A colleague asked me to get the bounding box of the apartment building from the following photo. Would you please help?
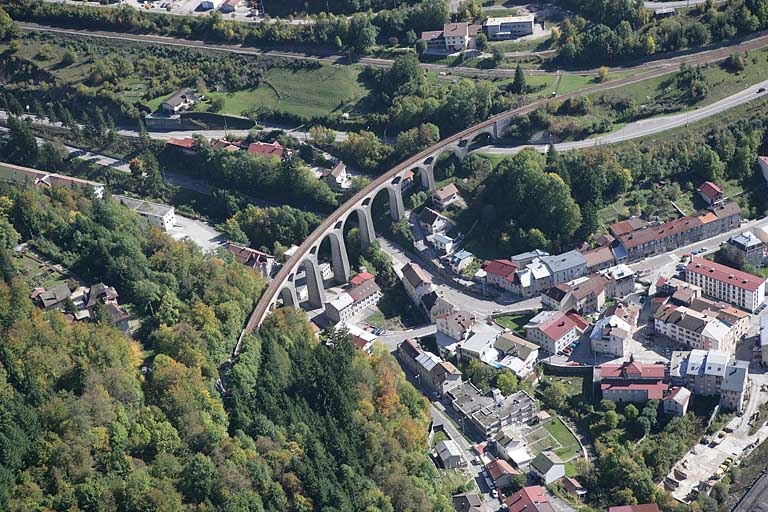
[524,311,585,355]
[686,257,766,312]
[483,15,535,39]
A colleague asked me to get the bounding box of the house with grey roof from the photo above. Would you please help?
[723,231,766,266]
[720,359,749,412]
[530,450,565,484]
[436,439,463,468]
[540,250,588,285]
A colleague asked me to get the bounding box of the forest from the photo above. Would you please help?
[0,183,450,511]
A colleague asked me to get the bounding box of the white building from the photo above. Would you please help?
[720,359,749,412]
[436,440,463,469]
[483,15,535,39]
[663,386,692,417]
[494,332,539,378]
[686,256,766,312]
[524,311,583,355]
[430,233,455,255]
[443,23,470,51]
[590,315,633,357]
[325,276,382,324]
[116,195,176,232]
[530,451,565,485]
[401,262,433,305]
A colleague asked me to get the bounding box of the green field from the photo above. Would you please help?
[212,66,367,118]
[543,418,581,462]
[494,313,534,334]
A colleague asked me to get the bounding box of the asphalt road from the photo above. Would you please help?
[479,78,768,155]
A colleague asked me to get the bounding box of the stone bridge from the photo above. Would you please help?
[242,111,519,336]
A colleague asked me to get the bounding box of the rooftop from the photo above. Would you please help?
[443,22,469,36]
[608,505,660,512]
[609,217,648,237]
[246,141,285,158]
[433,183,459,201]
[116,195,174,219]
[541,250,587,274]
[729,231,764,250]
[687,257,765,292]
[484,14,536,24]
[664,386,692,406]
[506,486,554,512]
[619,216,703,250]
[483,259,518,280]
[350,271,375,286]
[531,450,564,474]
[721,359,749,392]
[401,262,431,289]
[528,311,579,341]
[487,458,520,481]
[436,439,462,461]
[697,181,724,201]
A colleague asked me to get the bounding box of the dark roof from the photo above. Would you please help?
[609,217,647,237]
[104,302,131,324]
[452,492,483,512]
[162,87,194,108]
[399,339,422,359]
[421,291,453,314]
[542,284,570,302]
[38,283,72,308]
[86,282,118,308]
[608,505,661,512]
[402,263,431,289]
[347,279,381,302]
[419,207,446,226]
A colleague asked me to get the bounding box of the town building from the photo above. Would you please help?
[720,359,749,412]
[209,137,240,152]
[510,249,550,266]
[697,181,724,205]
[246,141,286,159]
[225,243,275,279]
[524,311,584,355]
[486,458,521,488]
[166,137,198,155]
[420,291,454,323]
[493,428,530,465]
[761,315,768,365]
[0,161,106,199]
[32,282,132,333]
[430,232,455,255]
[448,383,537,437]
[581,245,616,272]
[341,323,377,353]
[541,250,588,285]
[436,310,476,345]
[418,207,455,234]
[322,162,349,190]
[685,256,766,312]
[654,302,740,355]
[160,87,195,115]
[608,506,660,512]
[401,262,433,305]
[436,439,463,469]
[599,360,668,403]
[663,386,692,417]
[494,332,539,377]
[562,477,587,499]
[397,339,463,395]
[590,314,633,357]
[33,283,73,310]
[421,22,481,51]
[452,492,483,512]
[530,451,565,484]
[505,486,555,512]
[483,15,535,39]
[116,195,176,232]
[450,249,474,273]
[483,259,518,292]
[324,275,382,324]
[614,203,741,261]
[723,231,766,266]
[432,183,461,210]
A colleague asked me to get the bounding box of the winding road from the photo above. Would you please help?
[480,78,768,155]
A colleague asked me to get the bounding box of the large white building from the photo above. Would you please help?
[116,195,176,232]
[590,315,633,357]
[524,311,585,355]
[483,15,535,39]
[686,257,766,312]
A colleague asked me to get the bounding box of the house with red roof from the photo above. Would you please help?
[697,181,724,205]
[505,486,555,512]
[486,458,520,489]
[599,359,669,403]
[246,141,286,159]
[350,271,375,286]
[524,310,586,355]
[608,505,660,512]
[483,259,518,292]
[166,137,197,155]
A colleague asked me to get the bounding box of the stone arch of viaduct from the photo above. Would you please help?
[243,104,526,336]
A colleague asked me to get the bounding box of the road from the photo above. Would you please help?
[479,78,768,155]
[379,237,543,317]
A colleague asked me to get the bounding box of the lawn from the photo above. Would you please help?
[204,65,368,118]
[432,430,450,447]
[543,418,581,462]
[494,312,534,334]
[14,250,71,290]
